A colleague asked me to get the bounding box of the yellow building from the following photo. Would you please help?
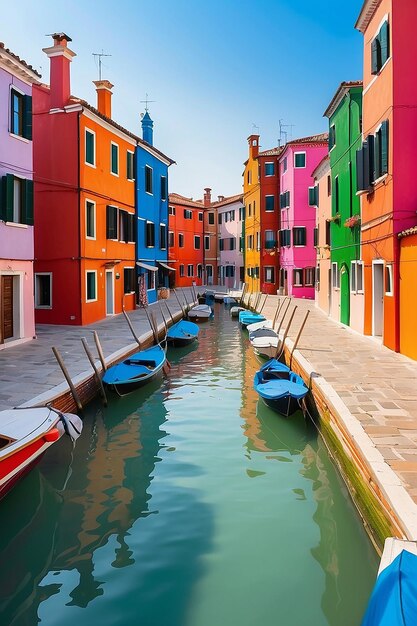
[243,135,261,293]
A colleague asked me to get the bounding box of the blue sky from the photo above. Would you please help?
[2,0,364,199]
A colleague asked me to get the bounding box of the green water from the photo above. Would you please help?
[0,305,378,625]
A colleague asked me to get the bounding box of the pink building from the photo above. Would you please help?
[215,193,244,288]
[0,43,39,348]
[278,134,328,299]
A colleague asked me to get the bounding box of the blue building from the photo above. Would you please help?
[136,111,175,304]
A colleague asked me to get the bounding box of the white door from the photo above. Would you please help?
[372,262,384,336]
[106,270,114,315]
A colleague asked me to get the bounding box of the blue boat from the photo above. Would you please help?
[362,549,417,626]
[102,344,166,396]
[167,319,199,347]
[238,310,266,328]
[254,359,308,416]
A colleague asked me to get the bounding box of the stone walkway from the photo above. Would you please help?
[261,295,417,512]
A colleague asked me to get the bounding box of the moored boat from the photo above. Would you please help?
[238,310,266,328]
[254,359,308,416]
[0,407,82,500]
[188,304,213,321]
[230,306,246,318]
[102,344,166,395]
[167,319,199,347]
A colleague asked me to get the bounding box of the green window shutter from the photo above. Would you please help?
[23,95,33,140]
[374,130,381,179]
[371,39,379,74]
[23,179,34,225]
[315,186,319,207]
[106,205,118,239]
[308,187,315,206]
[86,131,95,165]
[1,174,15,222]
[381,120,389,175]
[380,21,390,66]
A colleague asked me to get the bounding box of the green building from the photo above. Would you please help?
[324,81,363,326]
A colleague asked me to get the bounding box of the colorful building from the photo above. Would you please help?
[278,134,328,299]
[258,147,283,294]
[324,81,363,330]
[243,135,261,292]
[312,155,331,315]
[135,111,175,304]
[215,193,244,289]
[355,1,417,351]
[168,193,204,287]
[0,43,39,348]
[202,188,218,285]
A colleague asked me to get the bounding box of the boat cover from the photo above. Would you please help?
[260,359,290,374]
[167,320,199,339]
[361,550,417,626]
[250,328,278,341]
[247,319,273,332]
[103,345,165,384]
[239,312,266,324]
[255,378,308,401]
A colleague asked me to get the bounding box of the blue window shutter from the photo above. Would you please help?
[23,95,32,140]
[381,120,389,175]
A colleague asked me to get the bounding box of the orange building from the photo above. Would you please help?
[168,193,204,287]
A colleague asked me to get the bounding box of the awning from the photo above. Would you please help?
[136,262,158,272]
[158,261,177,272]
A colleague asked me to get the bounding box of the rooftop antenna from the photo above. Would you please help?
[140,93,156,112]
[92,50,112,81]
[252,123,260,135]
[278,119,295,146]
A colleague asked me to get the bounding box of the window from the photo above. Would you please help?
[247,234,253,249]
[208,212,214,225]
[325,220,331,246]
[11,89,23,136]
[385,264,393,295]
[294,152,306,168]
[219,238,224,251]
[145,221,155,247]
[86,200,95,239]
[184,209,192,219]
[85,129,95,166]
[332,262,340,289]
[316,264,320,289]
[124,268,135,294]
[264,230,276,249]
[160,224,167,249]
[239,236,244,251]
[119,210,128,243]
[279,191,290,208]
[194,235,201,249]
[0,174,33,225]
[198,212,203,221]
[308,186,319,207]
[187,264,194,277]
[12,177,23,223]
[253,201,256,215]
[86,271,97,302]
[106,205,118,239]
[265,195,275,211]
[169,205,176,216]
[334,176,339,215]
[279,229,291,247]
[35,273,52,308]
[218,213,222,224]
[225,265,235,278]
[239,206,245,221]
[293,227,306,246]
[282,157,288,173]
[248,204,252,217]
[179,233,184,248]
[327,175,331,196]
[205,235,210,250]
[351,261,364,293]
[374,121,389,180]
[293,269,303,286]
[304,267,315,286]
[229,237,236,251]
[126,151,134,180]
[264,266,275,283]
[197,264,203,279]
[127,214,135,243]
[179,265,184,277]
[314,227,318,247]
[160,176,167,201]
[247,170,252,184]
[168,231,174,247]
[265,162,275,176]
[329,125,336,150]
[147,270,155,291]
[256,231,260,250]
[111,142,119,175]
[145,165,153,194]
[371,20,390,75]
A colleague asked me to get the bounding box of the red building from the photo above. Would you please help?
[202,188,218,285]
[258,147,283,294]
[168,193,204,287]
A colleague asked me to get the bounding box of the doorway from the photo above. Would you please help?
[340,264,350,326]
[1,276,14,342]
[372,261,384,336]
[105,270,114,315]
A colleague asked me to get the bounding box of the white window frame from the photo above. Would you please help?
[85,128,96,168]
[187,264,194,277]
[127,150,134,181]
[282,156,288,173]
[179,264,184,277]
[304,267,315,287]
[194,235,201,250]
[265,195,275,212]
[85,199,96,240]
[293,226,306,247]
[110,141,119,176]
[197,264,203,279]
[147,270,156,291]
[145,165,153,195]
[293,268,303,287]
[385,263,394,296]
[168,230,174,247]
[350,261,364,294]
[294,151,306,169]
[204,235,210,250]
[332,262,340,290]
[123,266,136,295]
[256,231,260,251]
[264,266,275,283]
[86,270,98,302]
[34,272,52,309]
[265,161,275,177]
[178,232,184,248]
[169,205,176,216]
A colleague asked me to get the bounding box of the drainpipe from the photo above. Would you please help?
[394,232,400,353]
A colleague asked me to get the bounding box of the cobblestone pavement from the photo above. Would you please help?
[261,295,417,506]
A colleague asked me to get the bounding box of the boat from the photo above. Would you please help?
[203,290,215,305]
[254,359,308,416]
[214,292,226,302]
[102,344,166,395]
[252,334,281,359]
[361,538,417,626]
[238,310,266,328]
[167,319,199,347]
[230,306,246,318]
[249,326,278,341]
[0,406,82,500]
[246,319,274,333]
[188,304,213,321]
[223,296,238,306]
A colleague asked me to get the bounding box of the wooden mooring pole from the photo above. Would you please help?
[81,338,108,406]
[93,331,107,372]
[52,346,83,411]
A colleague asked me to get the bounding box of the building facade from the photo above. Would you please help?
[243,135,261,292]
[278,134,329,299]
[202,188,218,286]
[324,82,363,330]
[216,193,244,289]
[0,43,39,348]
[168,193,204,287]
[312,155,332,315]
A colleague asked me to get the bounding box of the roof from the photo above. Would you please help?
[285,132,329,146]
[257,146,285,158]
[168,193,204,209]
[312,154,330,179]
[355,0,381,33]
[323,81,363,118]
[212,193,243,208]
[0,42,41,80]
[398,226,417,239]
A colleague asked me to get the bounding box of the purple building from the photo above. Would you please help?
[0,43,40,348]
[278,134,328,299]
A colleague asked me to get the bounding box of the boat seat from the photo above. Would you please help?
[125,359,157,369]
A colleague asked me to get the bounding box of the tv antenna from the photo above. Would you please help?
[278,119,295,146]
[140,93,156,112]
[92,50,112,81]
[252,123,260,135]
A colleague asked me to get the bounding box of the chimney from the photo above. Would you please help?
[42,33,76,110]
[93,79,113,118]
[141,111,154,145]
[203,188,212,207]
[248,134,260,160]
[218,195,225,202]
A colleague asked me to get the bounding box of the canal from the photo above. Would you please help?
[0,304,379,625]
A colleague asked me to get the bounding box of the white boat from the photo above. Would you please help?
[188,304,213,321]
[0,407,82,500]
[230,306,246,318]
[252,335,281,359]
[246,319,274,333]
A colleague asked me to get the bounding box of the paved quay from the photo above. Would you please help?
[0,288,196,412]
